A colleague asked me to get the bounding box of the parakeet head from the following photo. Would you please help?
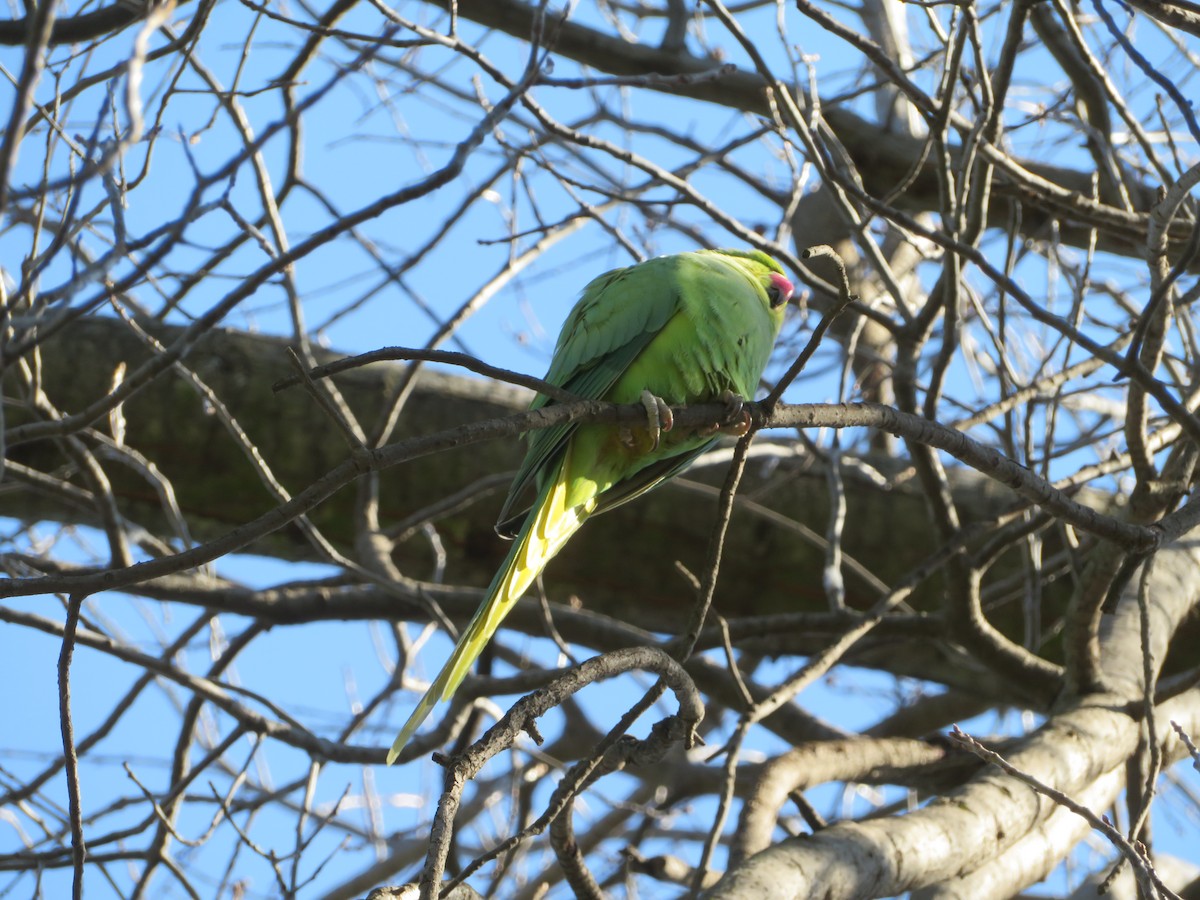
[704,249,794,321]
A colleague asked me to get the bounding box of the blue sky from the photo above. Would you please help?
[2,0,1199,895]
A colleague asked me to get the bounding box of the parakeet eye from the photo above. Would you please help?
[767,272,794,308]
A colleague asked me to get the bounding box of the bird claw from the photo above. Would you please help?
[621,390,673,451]
[642,389,674,450]
[700,390,751,437]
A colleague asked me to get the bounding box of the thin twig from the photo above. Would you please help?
[58,593,87,900]
[272,345,580,404]
[763,244,857,411]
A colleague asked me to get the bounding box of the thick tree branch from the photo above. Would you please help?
[707,693,1200,899]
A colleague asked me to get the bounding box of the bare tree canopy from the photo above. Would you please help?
[2,0,1200,897]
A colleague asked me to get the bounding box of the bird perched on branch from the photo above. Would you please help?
[387,248,793,763]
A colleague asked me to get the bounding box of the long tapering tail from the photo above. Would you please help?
[386,460,591,764]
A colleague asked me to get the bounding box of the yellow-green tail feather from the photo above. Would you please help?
[386,460,593,764]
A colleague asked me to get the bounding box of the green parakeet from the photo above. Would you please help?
[386,248,792,764]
